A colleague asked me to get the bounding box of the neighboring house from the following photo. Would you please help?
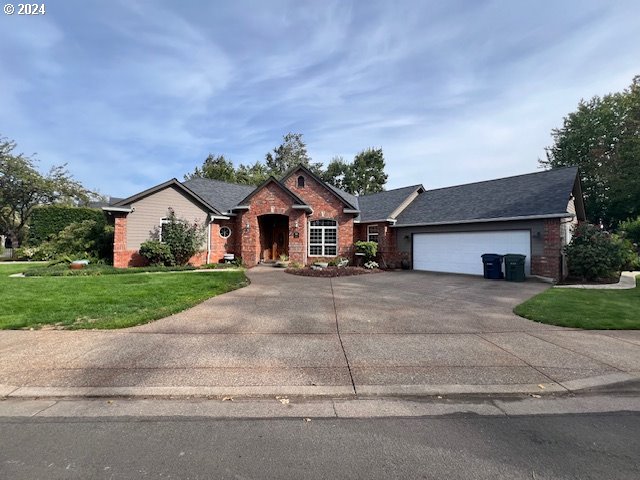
[103,165,585,281]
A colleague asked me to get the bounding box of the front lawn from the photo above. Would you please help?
[0,263,247,330]
[514,276,640,329]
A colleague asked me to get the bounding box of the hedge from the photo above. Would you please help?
[27,206,106,246]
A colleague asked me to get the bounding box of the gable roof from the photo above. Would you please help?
[114,179,223,215]
[234,176,312,210]
[281,164,359,210]
[182,177,255,214]
[357,185,424,222]
[395,167,581,226]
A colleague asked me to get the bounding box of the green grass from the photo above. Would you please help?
[0,263,247,330]
[514,276,640,329]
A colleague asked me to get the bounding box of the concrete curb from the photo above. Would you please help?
[555,271,639,290]
[2,374,637,400]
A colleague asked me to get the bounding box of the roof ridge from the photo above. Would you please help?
[359,184,423,197]
[423,166,577,193]
[182,176,255,189]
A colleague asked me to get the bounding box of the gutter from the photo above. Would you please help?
[343,209,360,214]
[355,218,397,224]
[392,213,575,228]
[102,206,132,213]
[292,205,313,213]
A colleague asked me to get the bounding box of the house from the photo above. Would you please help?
[103,165,585,281]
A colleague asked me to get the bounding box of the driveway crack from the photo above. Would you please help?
[330,278,357,396]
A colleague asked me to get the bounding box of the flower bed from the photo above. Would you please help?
[285,266,382,277]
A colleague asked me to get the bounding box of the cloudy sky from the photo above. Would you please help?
[1,0,639,197]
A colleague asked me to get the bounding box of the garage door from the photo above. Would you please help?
[413,231,531,275]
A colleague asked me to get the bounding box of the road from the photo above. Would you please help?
[2,396,639,479]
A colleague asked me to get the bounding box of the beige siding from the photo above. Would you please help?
[562,197,579,246]
[126,186,209,250]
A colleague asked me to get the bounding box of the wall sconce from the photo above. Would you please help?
[294,220,299,229]
[244,222,250,232]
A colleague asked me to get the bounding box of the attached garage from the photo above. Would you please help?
[412,230,531,276]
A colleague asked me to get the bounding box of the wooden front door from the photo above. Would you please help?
[259,215,289,261]
[271,224,288,260]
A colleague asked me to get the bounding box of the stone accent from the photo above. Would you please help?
[531,218,563,280]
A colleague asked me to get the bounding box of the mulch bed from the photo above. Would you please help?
[556,274,621,285]
[285,266,382,277]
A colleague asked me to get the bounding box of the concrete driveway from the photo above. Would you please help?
[1,267,639,398]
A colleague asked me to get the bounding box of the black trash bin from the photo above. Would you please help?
[481,253,504,280]
[504,254,526,282]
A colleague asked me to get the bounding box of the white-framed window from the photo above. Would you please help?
[219,226,232,238]
[309,219,337,256]
[159,217,170,241]
[367,225,379,243]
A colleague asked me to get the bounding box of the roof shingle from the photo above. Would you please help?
[395,167,579,226]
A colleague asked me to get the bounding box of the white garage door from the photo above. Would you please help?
[413,231,531,275]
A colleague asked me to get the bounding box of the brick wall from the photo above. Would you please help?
[531,218,563,280]
[353,221,408,268]
[284,172,355,264]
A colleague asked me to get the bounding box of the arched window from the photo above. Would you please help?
[297,175,305,188]
[309,219,337,256]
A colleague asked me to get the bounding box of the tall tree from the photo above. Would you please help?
[0,136,93,246]
[235,161,269,186]
[542,76,640,227]
[345,147,388,195]
[265,132,323,176]
[322,155,350,191]
[185,154,236,182]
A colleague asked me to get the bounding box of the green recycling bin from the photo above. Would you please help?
[504,254,526,282]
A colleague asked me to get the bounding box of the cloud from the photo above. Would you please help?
[0,0,639,196]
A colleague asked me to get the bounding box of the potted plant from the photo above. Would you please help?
[274,254,289,268]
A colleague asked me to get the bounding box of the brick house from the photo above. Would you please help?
[104,165,585,281]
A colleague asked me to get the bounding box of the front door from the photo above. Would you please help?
[259,214,289,262]
[271,224,288,260]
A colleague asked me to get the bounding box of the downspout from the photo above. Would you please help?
[206,220,212,265]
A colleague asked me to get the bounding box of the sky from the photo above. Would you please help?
[1,0,639,198]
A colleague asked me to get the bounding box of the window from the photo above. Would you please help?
[297,175,305,188]
[367,225,379,243]
[219,226,232,238]
[309,219,337,256]
[159,217,170,241]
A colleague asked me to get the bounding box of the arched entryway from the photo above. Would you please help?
[258,214,289,262]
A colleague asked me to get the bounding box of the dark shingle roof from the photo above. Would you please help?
[182,177,255,214]
[357,185,423,222]
[326,183,359,211]
[395,167,579,226]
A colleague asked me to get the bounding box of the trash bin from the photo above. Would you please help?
[504,254,526,282]
[481,254,504,280]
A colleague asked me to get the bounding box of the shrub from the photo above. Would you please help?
[619,217,640,245]
[139,240,174,266]
[355,241,378,262]
[28,206,105,245]
[564,223,627,280]
[152,209,206,266]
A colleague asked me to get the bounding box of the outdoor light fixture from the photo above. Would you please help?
[244,222,250,232]
[294,220,299,228]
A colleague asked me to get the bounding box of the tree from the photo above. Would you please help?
[185,154,236,182]
[265,132,323,176]
[541,76,640,227]
[322,156,350,190]
[345,147,388,195]
[235,161,269,186]
[0,136,93,247]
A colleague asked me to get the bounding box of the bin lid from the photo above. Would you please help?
[481,253,503,261]
[504,253,526,259]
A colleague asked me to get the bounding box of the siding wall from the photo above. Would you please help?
[126,186,209,250]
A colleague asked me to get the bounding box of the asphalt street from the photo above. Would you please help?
[1,399,639,479]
